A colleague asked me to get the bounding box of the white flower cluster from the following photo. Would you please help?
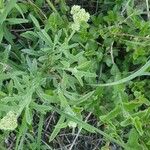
[68,121,77,128]
[0,111,18,131]
[71,5,90,31]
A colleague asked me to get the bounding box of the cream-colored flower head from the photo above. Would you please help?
[71,5,90,31]
[71,23,80,31]
[68,121,77,128]
[0,111,18,130]
[71,5,81,15]
[73,8,90,24]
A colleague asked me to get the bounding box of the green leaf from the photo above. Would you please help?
[6,18,28,25]
[133,116,143,136]
[21,31,38,40]
[29,14,41,30]
[0,0,17,24]
[49,115,66,142]
[1,45,11,63]
[31,102,52,114]
[100,105,121,122]
[15,114,28,150]
[37,29,53,46]
[91,59,150,86]
[0,104,18,112]
[0,0,4,9]
[25,106,32,125]
[74,74,83,86]
[50,105,126,148]
[37,114,44,150]
[125,129,142,150]
[77,61,92,70]
[15,4,25,19]
[0,24,4,43]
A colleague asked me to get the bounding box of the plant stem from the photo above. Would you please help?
[66,30,75,43]
[146,0,150,20]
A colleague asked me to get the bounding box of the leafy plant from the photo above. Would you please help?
[0,0,150,149]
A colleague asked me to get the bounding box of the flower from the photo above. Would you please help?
[71,5,81,15]
[71,23,80,31]
[0,111,18,131]
[73,8,90,24]
[68,121,77,128]
[71,5,90,31]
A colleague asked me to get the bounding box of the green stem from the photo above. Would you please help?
[66,30,75,43]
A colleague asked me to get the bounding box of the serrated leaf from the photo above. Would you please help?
[125,129,142,150]
[31,102,52,114]
[133,116,143,136]
[49,115,66,142]
[100,105,121,122]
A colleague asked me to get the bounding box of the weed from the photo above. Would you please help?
[0,0,150,149]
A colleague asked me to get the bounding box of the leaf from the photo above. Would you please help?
[58,89,68,108]
[29,14,41,30]
[36,88,58,103]
[21,48,41,56]
[15,114,28,150]
[0,0,4,9]
[123,100,144,111]
[25,106,32,125]
[91,59,150,86]
[1,45,11,63]
[45,12,62,32]
[21,31,38,40]
[120,118,132,127]
[37,29,53,46]
[49,116,66,142]
[6,18,28,25]
[49,105,126,148]
[125,129,142,150]
[15,4,25,19]
[77,61,91,69]
[31,102,52,114]
[3,25,14,44]
[0,24,4,43]
[0,104,18,112]
[133,116,143,136]
[74,74,83,86]
[0,0,17,24]
[100,105,121,122]
[58,89,76,117]
[77,91,95,104]
[37,114,44,150]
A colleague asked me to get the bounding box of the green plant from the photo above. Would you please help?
[0,0,150,149]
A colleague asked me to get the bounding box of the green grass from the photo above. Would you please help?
[0,0,150,149]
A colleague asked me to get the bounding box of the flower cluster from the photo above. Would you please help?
[0,111,18,131]
[71,5,90,31]
[68,121,77,128]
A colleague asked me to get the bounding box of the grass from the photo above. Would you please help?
[0,0,150,149]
